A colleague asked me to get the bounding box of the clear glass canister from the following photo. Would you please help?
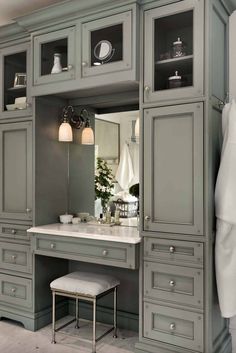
[172,37,185,58]
[168,71,182,89]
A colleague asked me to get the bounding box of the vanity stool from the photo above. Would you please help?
[50,271,120,353]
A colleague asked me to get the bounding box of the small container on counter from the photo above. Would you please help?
[168,71,182,89]
[72,217,81,224]
[114,205,120,225]
[105,207,112,224]
[59,214,73,224]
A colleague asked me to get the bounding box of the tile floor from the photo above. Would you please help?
[0,316,137,353]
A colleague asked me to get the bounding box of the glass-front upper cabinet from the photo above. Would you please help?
[144,0,204,103]
[81,11,132,78]
[0,43,32,118]
[33,27,75,86]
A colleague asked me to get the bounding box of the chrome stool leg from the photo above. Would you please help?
[92,298,96,353]
[113,286,117,338]
[75,297,79,329]
[51,291,56,344]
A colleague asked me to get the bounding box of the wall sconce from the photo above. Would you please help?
[58,106,94,145]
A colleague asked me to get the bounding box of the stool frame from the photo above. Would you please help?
[51,286,118,353]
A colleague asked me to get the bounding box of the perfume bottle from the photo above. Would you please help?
[114,205,120,224]
[105,206,111,224]
[51,53,62,74]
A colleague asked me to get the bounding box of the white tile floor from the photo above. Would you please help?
[0,316,137,353]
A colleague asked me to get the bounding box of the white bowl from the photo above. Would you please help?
[6,104,16,111]
[15,102,27,110]
[59,214,73,224]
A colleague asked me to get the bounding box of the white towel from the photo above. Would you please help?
[129,143,139,187]
[215,99,236,317]
[115,143,134,191]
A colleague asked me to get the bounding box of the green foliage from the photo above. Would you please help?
[95,157,114,208]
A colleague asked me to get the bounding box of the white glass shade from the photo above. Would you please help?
[81,127,94,145]
[135,116,140,138]
[58,122,73,142]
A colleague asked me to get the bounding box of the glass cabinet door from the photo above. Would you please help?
[33,27,75,86]
[0,43,32,118]
[81,11,132,78]
[144,0,203,103]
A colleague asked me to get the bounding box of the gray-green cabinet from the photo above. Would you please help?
[143,103,204,235]
[33,27,76,86]
[143,0,204,103]
[0,121,33,221]
[0,43,32,118]
[81,11,132,78]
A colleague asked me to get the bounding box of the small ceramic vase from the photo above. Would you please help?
[51,53,62,74]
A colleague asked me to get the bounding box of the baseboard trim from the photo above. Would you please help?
[68,300,138,332]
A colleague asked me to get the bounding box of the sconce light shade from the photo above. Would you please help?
[81,126,94,145]
[135,116,140,139]
[58,121,73,142]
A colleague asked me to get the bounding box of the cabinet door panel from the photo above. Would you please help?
[143,103,203,235]
[144,0,203,103]
[0,121,32,221]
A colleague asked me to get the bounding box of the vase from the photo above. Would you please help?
[51,53,62,74]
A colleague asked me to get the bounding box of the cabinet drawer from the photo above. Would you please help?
[32,234,139,269]
[144,262,203,308]
[144,238,203,266]
[0,242,32,274]
[144,302,203,352]
[0,223,30,241]
[0,273,32,309]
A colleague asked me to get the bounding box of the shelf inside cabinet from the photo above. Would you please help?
[155,55,193,66]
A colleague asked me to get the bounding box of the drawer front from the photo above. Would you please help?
[0,223,30,241]
[32,234,138,269]
[0,242,32,273]
[144,302,203,352]
[144,262,203,308]
[144,238,203,266]
[0,273,32,309]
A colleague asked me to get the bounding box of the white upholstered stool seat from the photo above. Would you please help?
[50,271,120,297]
[50,271,120,353]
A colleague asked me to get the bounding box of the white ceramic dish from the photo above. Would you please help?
[15,102,27,110]
[6,104,16,111]
[59,214,73,224]
[15,96,26,104]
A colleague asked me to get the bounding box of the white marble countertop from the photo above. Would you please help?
[28,223,141,244]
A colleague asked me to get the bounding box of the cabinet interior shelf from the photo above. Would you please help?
[155,55,193,66]
[8,85,26,91]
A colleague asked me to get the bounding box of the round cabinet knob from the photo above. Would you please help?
[26,102,32,108]
[11,255,17,261]
[26,208,31,213]
[144,86,150,93]
[82,61,88,67]
[11,287,16,293]
[145,216,150,221]
[50,243,55,249]
[169,323,176,331]
[169,280,175,287]
[11,229,16,235]
[67,64,73,71]
[102,249,108,256]
[169,246,175,254]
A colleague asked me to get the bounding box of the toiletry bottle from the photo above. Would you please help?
[114,205,120,224]
[106,206,111,224]
[51,53,62,74]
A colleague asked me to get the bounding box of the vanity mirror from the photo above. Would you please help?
[94,110,139,227]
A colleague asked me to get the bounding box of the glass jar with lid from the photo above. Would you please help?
[168,71,182,89]
[172,37,186,58]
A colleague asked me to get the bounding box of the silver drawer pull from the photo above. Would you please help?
[26,208,31,213]
[169,323,176,331]
[67,64,73,70]
[102,249,108,256]
[11,287,16,294]
[169,246,175,253]
[11,229,16,235]
[144,86,150,93]
[82,61,88,67]
[145,215,150,221]
[50,243,55,249]
[11,255,17,261]
[169,280,175,287]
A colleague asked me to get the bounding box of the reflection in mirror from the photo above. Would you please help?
[94,111,139,227]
